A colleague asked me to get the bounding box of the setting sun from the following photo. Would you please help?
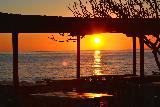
[94,38,101,44]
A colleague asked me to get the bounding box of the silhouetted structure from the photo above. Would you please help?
[0,12,160,86]
[0,12,160,34]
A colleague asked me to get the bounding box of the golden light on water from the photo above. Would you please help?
[93,50,103,75]
[62,61,68,66]
[94,69,102,75]
[78,93,113,98]
[32,92,113,99]
[95,50,101,54]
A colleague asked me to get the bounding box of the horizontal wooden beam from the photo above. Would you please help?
[0,13,160,35]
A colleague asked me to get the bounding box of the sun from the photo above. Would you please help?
[94,38,101,44]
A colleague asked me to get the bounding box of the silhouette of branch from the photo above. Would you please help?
[69,0,160,72]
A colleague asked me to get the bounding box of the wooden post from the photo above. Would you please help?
[77,35,80,79]
[12,32,19,87]
[133,36,136,75]
[139,36,144,79]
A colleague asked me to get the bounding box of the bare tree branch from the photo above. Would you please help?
[68,0,160,72]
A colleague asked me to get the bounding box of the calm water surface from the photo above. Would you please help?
[0,50,158,82]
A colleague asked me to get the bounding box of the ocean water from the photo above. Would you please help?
[0,50,159,82]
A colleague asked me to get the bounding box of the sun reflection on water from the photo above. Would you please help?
[93,50,103,75]
[32,92,113,99]
[78,93,113,99]
[62,61,68,66]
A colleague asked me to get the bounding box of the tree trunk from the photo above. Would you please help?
[152,50,160,71]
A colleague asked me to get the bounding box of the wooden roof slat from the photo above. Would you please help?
[0,13,160,35]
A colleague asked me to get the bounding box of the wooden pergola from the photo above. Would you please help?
[0,13,160,87]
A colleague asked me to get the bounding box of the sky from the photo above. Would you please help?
[0,0,147,52]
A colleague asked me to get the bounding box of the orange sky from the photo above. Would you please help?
[0,33,148,52]
[0,0,149,52]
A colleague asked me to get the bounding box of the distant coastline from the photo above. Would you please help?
[0,49,151,54]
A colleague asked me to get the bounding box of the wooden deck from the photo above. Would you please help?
[0,75,160,107]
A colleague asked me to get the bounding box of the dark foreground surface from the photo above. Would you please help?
[0,75,160,107]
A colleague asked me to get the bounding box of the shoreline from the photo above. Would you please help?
[0,75,160,107]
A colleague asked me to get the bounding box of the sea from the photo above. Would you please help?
[0,50,159,83]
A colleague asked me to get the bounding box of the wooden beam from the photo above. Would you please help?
[12,32,19,87]
[133,36,136,75]
[0,13,160,35]
[77,35,80,79]
[139,36,144,79]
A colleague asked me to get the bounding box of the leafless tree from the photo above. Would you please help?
[68,0,160,72]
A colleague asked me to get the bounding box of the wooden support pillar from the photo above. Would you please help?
[139,36,144,79]
[133,36,136,75]
[12,32,19,87]
[77,35,80,79]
